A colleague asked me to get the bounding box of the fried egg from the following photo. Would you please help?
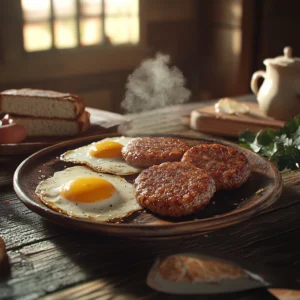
[60,137,142,176]
[35,166,142,221]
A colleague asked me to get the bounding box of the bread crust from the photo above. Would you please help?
[134,162,216,217]
[76,111,90,133]
[0,88,85,118]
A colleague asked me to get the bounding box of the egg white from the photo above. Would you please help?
[60,136,142,175]
[35,166,142,221]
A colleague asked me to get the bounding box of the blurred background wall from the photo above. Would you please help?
[0,0,299,113]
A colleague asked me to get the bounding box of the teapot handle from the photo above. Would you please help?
[251,70,266,95]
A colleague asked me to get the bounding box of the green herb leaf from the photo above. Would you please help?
[239,114,300,171]
[281,115,300,136]
[239,129,256,144]
[257,128,279,145]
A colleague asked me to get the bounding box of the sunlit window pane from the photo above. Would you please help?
[21,0,140,51]
[80,0,102,16]
[22,0,51,21]
[53,0,76,18]
[105,0,138,15]
[54,19,78,49]
[23,22,52,52]
[105,17,139,44]
[80,18,102,45]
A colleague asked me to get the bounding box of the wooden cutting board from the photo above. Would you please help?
[188,102,285,137]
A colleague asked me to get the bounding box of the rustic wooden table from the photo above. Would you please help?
[1,97,300,300]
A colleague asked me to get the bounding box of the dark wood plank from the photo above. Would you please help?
[1,169,300,299]
[2,205,300,299]
[0,188,67,250]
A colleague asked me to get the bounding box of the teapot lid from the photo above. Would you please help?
[264,47,300,67]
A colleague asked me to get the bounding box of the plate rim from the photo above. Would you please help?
[13,133,283,237]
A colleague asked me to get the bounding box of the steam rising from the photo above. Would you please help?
[121,53,191,113]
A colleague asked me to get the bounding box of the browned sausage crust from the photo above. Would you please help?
[182,144,251,190]
[122,137,189,167]
[134,162,216,217]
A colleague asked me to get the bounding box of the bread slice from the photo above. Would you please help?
[8,111,90,137]
[0,89,85,120]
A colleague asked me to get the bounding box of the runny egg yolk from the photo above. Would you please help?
[89,141,123,158]
[61,177,116,203]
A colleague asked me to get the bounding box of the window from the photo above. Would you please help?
[21,0,139,52]
[0,0,146,85]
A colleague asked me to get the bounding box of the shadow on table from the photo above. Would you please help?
[42,221,278,300]
[37,169,300,299]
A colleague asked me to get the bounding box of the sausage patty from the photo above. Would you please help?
[134,162,216,217]
[122,137,189,168]
[182,144,251,190]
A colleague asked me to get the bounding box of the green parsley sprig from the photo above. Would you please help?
[239,115,300,171]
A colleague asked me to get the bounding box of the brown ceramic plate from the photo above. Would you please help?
[13,133,282,238]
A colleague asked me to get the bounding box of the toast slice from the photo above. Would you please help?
[0,89,85,120]
[8,111,90,137]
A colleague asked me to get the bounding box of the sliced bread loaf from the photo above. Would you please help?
[0,89,85,120]
[8,111,90,137]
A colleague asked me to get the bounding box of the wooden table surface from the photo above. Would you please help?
[1,96,300,300]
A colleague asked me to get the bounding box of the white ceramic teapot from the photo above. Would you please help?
[251,47,300,120]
